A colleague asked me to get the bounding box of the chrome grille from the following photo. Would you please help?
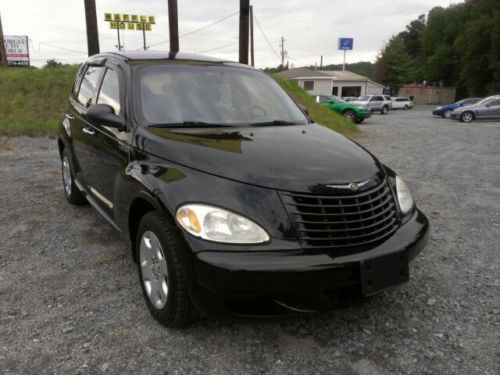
[281,182,398,249]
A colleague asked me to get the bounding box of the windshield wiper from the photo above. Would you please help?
[249,120,299,127]
[148,121,233,128]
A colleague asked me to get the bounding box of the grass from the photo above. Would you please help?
[0,66,357,136]
[0,66,79,136]
[273,74,358,135]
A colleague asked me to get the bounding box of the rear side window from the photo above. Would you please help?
[489,99,500,106]
[77,66,105,107]
[97,69,121,115]
[371,96,383,101]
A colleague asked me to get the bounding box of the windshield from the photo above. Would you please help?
[357,96,370,101]
[134,64,308,126]
[328,95,345,103]
[476,97,495,106]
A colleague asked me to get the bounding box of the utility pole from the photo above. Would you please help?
[249,5,254,67]
[83,0,100,56]
[0,13,8,66]
[320,55,323,69]
[239,0,249,64]
[279,36,287,67]
[168,0,179,53]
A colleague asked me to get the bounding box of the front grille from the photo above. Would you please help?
[281,182,398,249]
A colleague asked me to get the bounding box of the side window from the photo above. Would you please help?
[71,64,87,99]
[303,81,314,90]
[77,66,105,107]
[373,96,383,101]
[318,96,329,103]
[489,99,500,106]
[97,69,121,115]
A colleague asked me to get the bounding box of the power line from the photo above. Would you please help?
[30,41,86,55]
[252,14,280,60]
[149,10,239,48]
[197,41,238,54]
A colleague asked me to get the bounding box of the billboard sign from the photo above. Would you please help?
[104,13,155,31]
[4,36,30,66]
[338,38,353,51]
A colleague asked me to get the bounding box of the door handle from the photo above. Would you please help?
[65,113,75,120]
[83,127,96,136]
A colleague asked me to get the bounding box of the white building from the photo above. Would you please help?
[278,68,384,97]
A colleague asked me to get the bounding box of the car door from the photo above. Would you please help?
[69,64,106,188]
[82,64,130,214]
[481,99,500,118]
[369,96,383,111]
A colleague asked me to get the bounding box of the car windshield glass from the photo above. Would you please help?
[328,95,345,103]
[357,96,370,101]
[476,97,495,106]
[134,64,308,126]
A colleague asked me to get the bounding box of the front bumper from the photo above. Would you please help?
[189,209,429,317]
[358,110,372,119]
[432,109,444,116]
[450,112,461,119]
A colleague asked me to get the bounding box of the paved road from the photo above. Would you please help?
[0,106,498,374]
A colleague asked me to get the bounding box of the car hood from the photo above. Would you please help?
[137,123,384,193]
[452,104,478,112]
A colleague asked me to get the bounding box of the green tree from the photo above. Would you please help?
[375,35,414,85]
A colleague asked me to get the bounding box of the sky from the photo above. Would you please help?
[1,0,461,68]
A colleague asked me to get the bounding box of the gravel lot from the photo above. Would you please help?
[0,106,499,374]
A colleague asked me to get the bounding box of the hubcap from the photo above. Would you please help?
[344,111,355,121]
[463,113,472,122]
[140,231,169,309]
[62,156,72,196]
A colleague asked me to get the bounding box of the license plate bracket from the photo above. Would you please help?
[360,251,409,296]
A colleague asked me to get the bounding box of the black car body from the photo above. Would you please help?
[58,51,429,325]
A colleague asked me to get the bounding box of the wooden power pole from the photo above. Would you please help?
[168,0,179,53]
[0,13,8,66]
[249,5,254,67]
[239,0,249,64]
[83,0,100,56]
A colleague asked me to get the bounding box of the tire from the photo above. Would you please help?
[460,111,474,123]
[403,105,409,110]
[381,106,389,114]
[443,110,452,119]
[354,118,364,124]
[61,149,87,205]
[342,109,356,122]
[136,211,198,327]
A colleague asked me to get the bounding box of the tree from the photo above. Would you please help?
[375,35,414,85]
[45,59,63,68]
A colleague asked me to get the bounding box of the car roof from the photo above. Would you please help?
[88,50,252,68]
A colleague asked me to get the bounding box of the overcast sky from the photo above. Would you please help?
[2,0,460,68]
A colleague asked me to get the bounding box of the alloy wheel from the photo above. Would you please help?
[343,110,355,121]
[462,112,473,122]
[62,156,72,197]
[140,231,169,309]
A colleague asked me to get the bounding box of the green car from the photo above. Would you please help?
[311,94,371,123]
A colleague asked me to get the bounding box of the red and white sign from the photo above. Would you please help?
[4,36,30,66]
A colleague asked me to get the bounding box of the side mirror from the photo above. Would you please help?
[86,104,125,130]
[298,103,309,116]
[485,103,491,107]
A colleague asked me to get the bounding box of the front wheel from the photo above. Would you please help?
[136,211,198,327]
[381,106,389,114]
[460,111,474,123]
[342,109,356,122]
[403,105,409,110]
[61,149,86,205]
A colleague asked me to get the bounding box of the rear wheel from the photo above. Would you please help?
[460,111,474,123]
[342,109,356,122]
[381,106,389,114]
[61,149,86,205]
[136,211,198,326]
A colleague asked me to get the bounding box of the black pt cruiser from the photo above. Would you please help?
[58,51,429,326]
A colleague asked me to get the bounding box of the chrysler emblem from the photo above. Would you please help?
[326,180,370,191]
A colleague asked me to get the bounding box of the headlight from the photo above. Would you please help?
[176,204,270,244]
[395,176,414,215]
[436,106,442,110]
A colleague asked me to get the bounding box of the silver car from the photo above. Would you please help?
[351,95,392,114]
[450,95,500,122]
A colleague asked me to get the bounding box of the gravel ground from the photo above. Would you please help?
[0,106,499,374]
